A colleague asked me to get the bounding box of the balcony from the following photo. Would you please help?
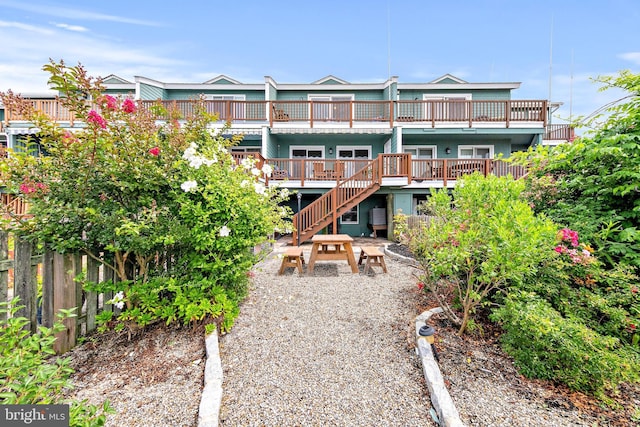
[544,123,575,141]
[232,153,527,188]
[4,99,553,131]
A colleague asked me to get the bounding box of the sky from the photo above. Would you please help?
[0,0,638,129]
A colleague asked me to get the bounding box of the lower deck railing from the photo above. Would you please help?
[256,155,526,186]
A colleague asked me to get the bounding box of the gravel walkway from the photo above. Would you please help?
[218,239,432,426]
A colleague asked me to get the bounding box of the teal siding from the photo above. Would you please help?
[139,84,165,100]
[268,83,277,100]
[276,90,384,101]
[392,192,413,218]
[399,89,510,100]
[319,78,344,85]
[213,78,238,85]
[470,90,511,101]
[338,195,388,237]
[104,89,134,97]
[436,77,461,84]
[390,128,399,153]
[164,90,264,101]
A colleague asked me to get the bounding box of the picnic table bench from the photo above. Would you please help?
[358,246,388,274]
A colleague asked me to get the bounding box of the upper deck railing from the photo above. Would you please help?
[3,99,563,132]
[544,123,575,141]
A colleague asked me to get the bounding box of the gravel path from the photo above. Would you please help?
[218,240,432,426]
[63,238,610,426]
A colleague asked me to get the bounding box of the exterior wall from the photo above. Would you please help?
[392,192,413,219]
[398,88,510,101]
[390,128,400,153]
[338,195,388,237]
[139,83,165,100]
[163,90,264,101]
[267,83,277,101]
[104,89,134,97]
[275,90,385,101]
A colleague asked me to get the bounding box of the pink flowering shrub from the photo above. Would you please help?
[86,110,107,129]
[99,95,118,111]
[554,228,593,266]
[0,59,292,334]
[122,98,136,114]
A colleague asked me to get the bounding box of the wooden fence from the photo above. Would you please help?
[0,231,116,353]
[406,215,436,229]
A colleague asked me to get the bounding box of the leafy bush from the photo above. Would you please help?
[0,60,293,332]
[519,248,639,346]
[0,299,112,426]
[516,70,640,271]
[399,173,558,334]
[491,291,640,398]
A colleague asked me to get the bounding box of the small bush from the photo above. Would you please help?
[0,298,113,426]
[491,292,640,398]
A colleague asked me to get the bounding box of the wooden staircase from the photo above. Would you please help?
[292,157,383,244]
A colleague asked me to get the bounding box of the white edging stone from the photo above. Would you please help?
[416,307,465,427]
[198,331,223,427]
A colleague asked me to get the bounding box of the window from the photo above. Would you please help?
[341,205,359,224]
[403,146,437,158]
[290,147,324,158]
[230,147,261,154]
[291,146,325,178]
[337,146,371,176]
[458,145,493,158]
[309,94,354,121]
[423,94,471,121]
[204,95,246,120]
[404,146,437,178]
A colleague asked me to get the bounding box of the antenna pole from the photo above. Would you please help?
[387,0,391,101]
[548,14,554,124]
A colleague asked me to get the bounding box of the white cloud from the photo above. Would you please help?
[53,22,88,32]
[619,52,640,66]
[0,20,53,35]
[0,0,160,26]
[0,15,188,92]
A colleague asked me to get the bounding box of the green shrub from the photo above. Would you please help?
[516,71,640,272]
[400,174,557,334]
[516,238,640,346]
[1,60,292,333]
[0,299,113,426]
[491,292,640,398]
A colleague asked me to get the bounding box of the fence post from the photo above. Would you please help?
[53,252,77,354]
[41,249,55,327]
[14,236,37,333]
[74,254,83,334]
[85,256,100,333]
[0,230,8,319]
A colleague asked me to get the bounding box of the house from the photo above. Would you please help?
[0,73,573,242]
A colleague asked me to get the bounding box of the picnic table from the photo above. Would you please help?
[307,234,359,273]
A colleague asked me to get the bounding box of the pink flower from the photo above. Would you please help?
[62,131,76,145]
[87,110,107,129]
[122,99,136,114]
[560,228,579,247]
[19,183,35,194]
[100,95,118,111]
[148,146,160,156]
[554,245,565,253]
